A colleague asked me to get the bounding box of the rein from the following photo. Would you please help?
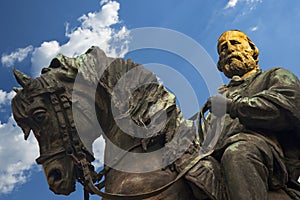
[77,143,214,200]
[76,106,213,200]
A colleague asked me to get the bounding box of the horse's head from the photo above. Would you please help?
[11,68,96,195]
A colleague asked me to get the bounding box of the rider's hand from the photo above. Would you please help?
[205,95,233,117]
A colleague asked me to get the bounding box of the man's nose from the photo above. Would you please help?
[227,42,235,53]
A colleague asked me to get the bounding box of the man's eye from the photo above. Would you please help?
[33,110,47,123]
[230,40,240,45]
[220,44,228,52]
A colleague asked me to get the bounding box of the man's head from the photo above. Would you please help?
[217,30,259,78]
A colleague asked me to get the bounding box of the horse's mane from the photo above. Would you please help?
[42,46,197,163]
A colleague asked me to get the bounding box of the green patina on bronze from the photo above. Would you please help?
[227,142,240,152]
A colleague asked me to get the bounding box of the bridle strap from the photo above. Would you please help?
[49,89,94,158]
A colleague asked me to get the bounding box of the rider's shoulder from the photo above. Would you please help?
[262,67,299,81]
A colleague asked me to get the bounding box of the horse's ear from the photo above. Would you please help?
[13,68,33,88]
[13,87,22,93]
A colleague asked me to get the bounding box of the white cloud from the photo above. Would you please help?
[100,0,109,6]
[225,0,262,9]
[2,1,129,76]
[0,90,16,112]
[225,0,238,9]
[247,0,263,4]
[31,0,129,76]
[30,41,60,73]
[80,1,119,28]
[247,0,263,10]
[0,116,39,193]
[0,90,15,105]
[92,136,105,170]
[1,46,33,67]
[250,26,258,31]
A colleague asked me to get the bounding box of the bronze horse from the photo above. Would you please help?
[11,46,199,199]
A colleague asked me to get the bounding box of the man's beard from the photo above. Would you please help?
[217,53,257,78]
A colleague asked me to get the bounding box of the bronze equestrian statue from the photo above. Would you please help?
[11,30,300,199]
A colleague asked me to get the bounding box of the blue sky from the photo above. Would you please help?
[1,0,300,199]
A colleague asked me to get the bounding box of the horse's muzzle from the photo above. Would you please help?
[42,157,76,195]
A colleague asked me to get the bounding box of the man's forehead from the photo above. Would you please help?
[218,31,248,46]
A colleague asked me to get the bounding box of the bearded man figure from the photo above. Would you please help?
[177,30,300,200]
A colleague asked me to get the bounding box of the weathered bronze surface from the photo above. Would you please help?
[11,30,300,199]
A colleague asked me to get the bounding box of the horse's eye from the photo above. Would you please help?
[33,109,47,123]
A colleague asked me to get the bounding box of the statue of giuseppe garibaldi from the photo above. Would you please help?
[177,30,300,200]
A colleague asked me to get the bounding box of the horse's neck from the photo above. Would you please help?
[103,126,167,173]
[47,47,197,174]
[69,80,107,154]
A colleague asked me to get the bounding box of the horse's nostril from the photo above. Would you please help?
[48,169,62,183]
